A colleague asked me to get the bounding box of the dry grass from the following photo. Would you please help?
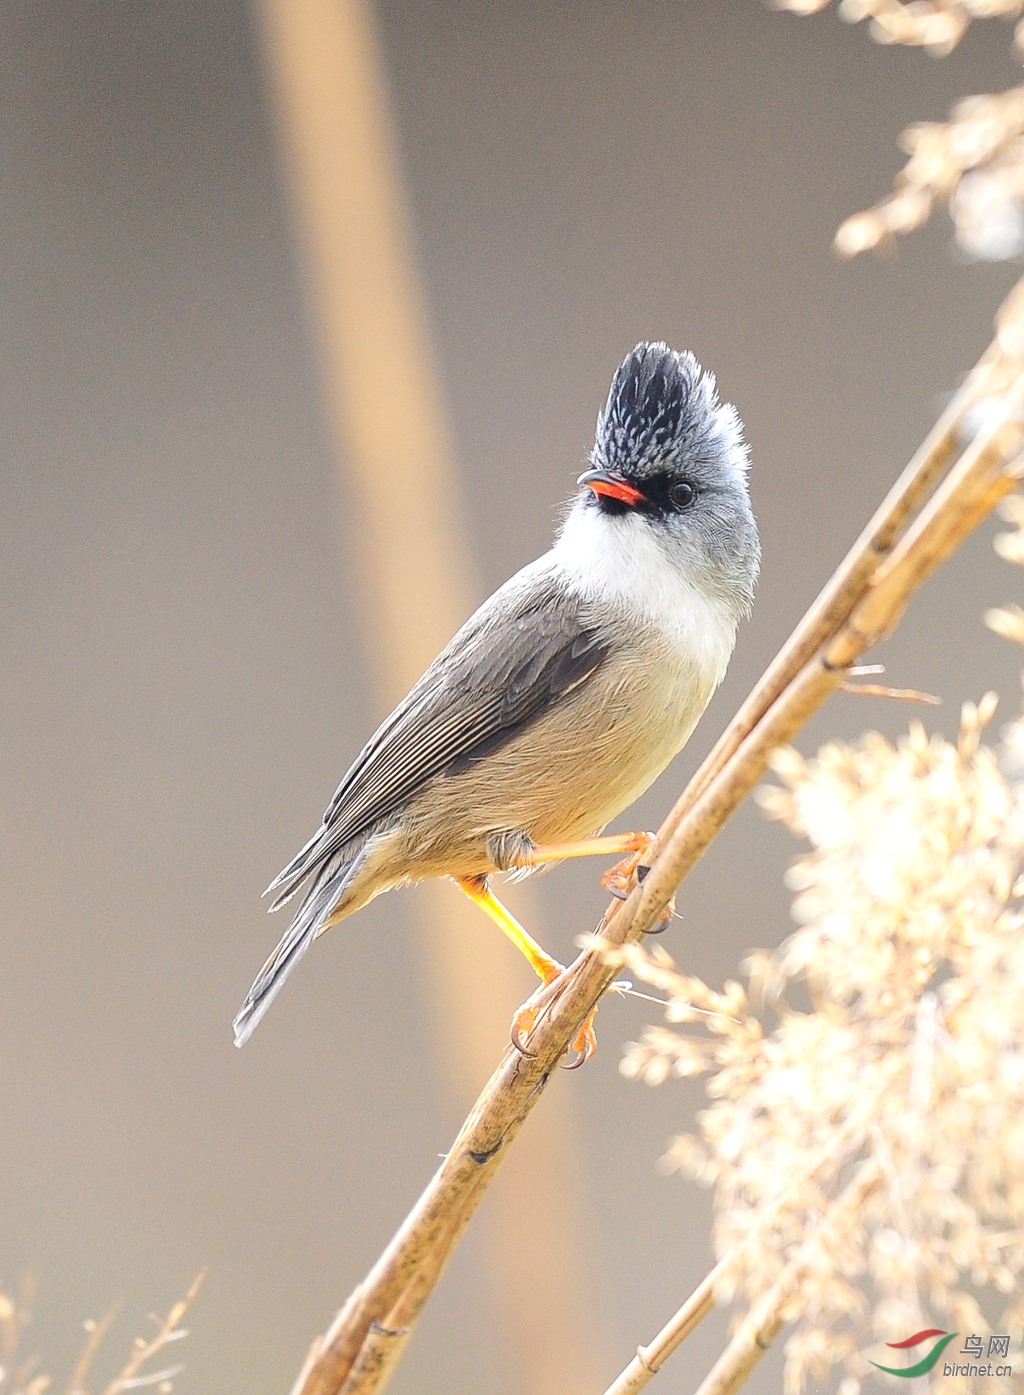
[779,1,1024,259]
[0,1274,203,1395]
[779,0,1024,55]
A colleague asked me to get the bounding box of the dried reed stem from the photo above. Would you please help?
[290,283,1024,1395]
[602,1120,885,1395]
[690,1164,882,1395]
[601,1169,881,1395]
[601,1262,724,1395]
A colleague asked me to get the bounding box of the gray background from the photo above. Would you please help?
[2,2,1021,1391]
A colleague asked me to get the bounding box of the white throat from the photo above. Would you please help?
[553,503,738,687]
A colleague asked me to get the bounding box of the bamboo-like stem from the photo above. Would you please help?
[601,1122,886,1395]
[335,1203,472,1395]
[601,1262,724,1395]
[289,1046,556,1395]
[691,1164,882,1395]
[290,283,1024,1395]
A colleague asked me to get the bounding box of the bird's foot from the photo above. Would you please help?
[599,836,675,928]
[456,876,598,1064]
[510,962,598,1068]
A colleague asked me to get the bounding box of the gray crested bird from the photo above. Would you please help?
[234,342,759,1056]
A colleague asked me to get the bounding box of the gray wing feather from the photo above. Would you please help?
[233,866,348,1046]
[265,568,608,908]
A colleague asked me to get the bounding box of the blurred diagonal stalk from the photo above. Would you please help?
[602,1162,881,1395]
[283,281,1024,1395]
[253,0,604,1392]
[600,1261,723,1395]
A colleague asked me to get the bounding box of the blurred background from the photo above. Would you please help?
[3,2,1023,1391]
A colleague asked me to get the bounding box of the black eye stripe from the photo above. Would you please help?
[586,471,699,516]
[639,473,698,513]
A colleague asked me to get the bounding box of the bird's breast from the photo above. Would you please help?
[394,624,721,880]
[553,504,738,687]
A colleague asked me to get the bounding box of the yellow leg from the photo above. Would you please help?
[457,876,598,1063]
[516,830,653,866]
[512,829,665,912]
[457,876,561,983]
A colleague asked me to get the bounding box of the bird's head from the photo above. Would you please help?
[574,341,759,613]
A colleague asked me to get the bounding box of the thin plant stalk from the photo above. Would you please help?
[601,1263,724,1395]
[65,1304,119,1395]
[99,1272,204,1395]
[690,1164,882,1395]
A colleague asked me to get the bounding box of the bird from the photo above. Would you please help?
[233,341,759,1057]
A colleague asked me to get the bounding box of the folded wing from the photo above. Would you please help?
[265,568,609,909]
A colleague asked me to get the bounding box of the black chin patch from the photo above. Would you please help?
[589,492,634,518]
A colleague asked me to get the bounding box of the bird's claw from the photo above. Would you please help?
[599,838,676,929]
[509,975,598,1066]
[510,1001,539,1056]
[600,833,654,898]
[561,1012,598,1068]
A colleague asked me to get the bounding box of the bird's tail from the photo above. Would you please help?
[232,850,365,1047]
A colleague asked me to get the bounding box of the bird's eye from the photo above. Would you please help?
[669,481,696,510]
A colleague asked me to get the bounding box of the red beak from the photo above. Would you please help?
[577,468,645,507]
